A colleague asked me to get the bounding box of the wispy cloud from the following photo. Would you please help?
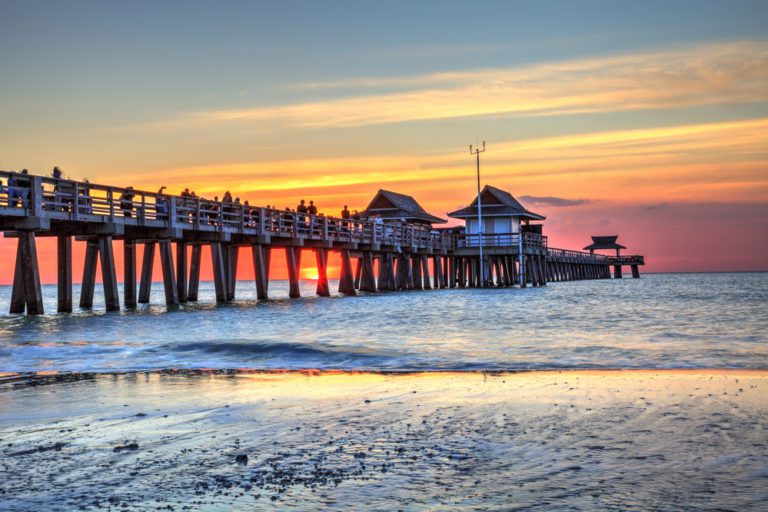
[520,196,592,207]
[175,41,768,129]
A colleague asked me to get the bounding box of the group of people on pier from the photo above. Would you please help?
[2,167,426,242]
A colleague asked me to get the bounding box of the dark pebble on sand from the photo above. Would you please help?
[235,454,248,465]
[113,443,139,452]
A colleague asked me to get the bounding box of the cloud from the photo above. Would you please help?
[520,196,592,207]
[169,40,768,129]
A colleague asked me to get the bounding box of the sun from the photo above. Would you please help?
[302,270,319,280]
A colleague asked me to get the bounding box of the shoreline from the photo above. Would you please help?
[2,369,766,510]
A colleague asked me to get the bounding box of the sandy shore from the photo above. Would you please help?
[1,370,767,510]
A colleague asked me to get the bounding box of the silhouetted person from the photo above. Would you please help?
[307,200,317,215]
[341,205,350,220]
[119,186,135,218]
[297,199,307,214]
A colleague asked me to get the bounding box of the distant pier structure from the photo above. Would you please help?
[583,235,644,278]
[0,171,645,314]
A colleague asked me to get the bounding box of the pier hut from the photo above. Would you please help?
[358,189,446,292]
[447,185,545,246]
[584,235,643,278]
[360,189,446,225]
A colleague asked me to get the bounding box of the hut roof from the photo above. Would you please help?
[361,189,447,224]
[447,185,546,220]
[583,235,626,251]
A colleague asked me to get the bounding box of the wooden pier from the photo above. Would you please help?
[0,171,644,314]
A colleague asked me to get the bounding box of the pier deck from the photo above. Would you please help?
[0,171,644,314]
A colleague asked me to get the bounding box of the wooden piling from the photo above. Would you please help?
[631,264,640,278]
[210,242,227,302]
[338,249,356,295]
[159,240,178,305]
[123,240,137,308]
[226,245,239,301]
[421,255,431,289]
[10,242,26,314]
[286,247,301,298]
[354,257,362,289]
[614,265,622,279]
[252,244,270,300]
[99,236,120,311]
[315,248,330,297]
[12,232,45,315]
[57,235,72,313]
[176,241,187,303]
[188,244,202,301]
[411,255,423,290]
[138,242,156,303]
[360,251,377,292]
[80,240,99,308]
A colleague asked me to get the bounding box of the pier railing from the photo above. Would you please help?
[455,232,548,249]
[0,171,619,263]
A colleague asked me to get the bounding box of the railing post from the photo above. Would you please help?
[107,187,115,218]
[29,176,43,217]
[259,208,266,233]
[168,196,177,228]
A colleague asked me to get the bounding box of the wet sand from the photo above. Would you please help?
[1,370,767,510]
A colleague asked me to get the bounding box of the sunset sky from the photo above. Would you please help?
[1,0,767,283]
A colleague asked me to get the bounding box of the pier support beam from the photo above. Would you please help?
[79,240,99,308]
[138,242,156,304]
[252,244,270,300]
[10,232,44,315]
[315,248,330,297]
[377,255,390,291]
[286,247,301,298]
[123,240,137,308]
[411,255,423,290]
[210,242,227,302]
[631,264,640,278]
[159,240,178,306]
[187,244,202,301]
[359,251,377,292]
[338,249,356,295]
[614,265,623,279]
[57,235,72,313]
[176,241,187,303]
[421,255,431,289]
[98,236,120,311]
[225,245,239,301]
[354,258,362,290]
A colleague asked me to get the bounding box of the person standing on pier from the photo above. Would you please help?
[119,187,135,218]
[308,200,317,215]
[341,205,350,233]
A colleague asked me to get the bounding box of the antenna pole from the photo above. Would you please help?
[470,141,486,287]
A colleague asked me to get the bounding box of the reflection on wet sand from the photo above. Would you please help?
[1,370,766,510]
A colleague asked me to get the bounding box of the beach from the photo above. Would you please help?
[2,369,766,510]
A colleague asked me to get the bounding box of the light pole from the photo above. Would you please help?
[470,141,486,287]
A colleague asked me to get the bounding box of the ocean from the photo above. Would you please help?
[2,272,766,373]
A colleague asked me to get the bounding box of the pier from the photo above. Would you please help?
[0,171,644,314]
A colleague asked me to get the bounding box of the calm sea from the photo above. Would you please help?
[1,273,766,373]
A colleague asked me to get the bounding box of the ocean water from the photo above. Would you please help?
[1,273,766,373]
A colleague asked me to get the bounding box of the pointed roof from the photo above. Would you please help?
[447,185,546,220]
[583,236,626,251]
[361,189,447,224]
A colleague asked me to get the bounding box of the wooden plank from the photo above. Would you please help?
[123,240,137,308]
[55,235,72,312]
[79,240,98,308]
[159,240,178,305]
[176,241,187,303]
[19,232,44,314]
[315,248,330,297]
[138,242,155,303]
[286,247,301,298]
[99,236,120,311]
[187,244,202,301]
[210,242,227,301]
[338,249,356,295]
